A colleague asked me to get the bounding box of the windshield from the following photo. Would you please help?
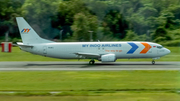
[157,46,163,49]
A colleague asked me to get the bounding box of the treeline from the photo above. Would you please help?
[1,0,180,46]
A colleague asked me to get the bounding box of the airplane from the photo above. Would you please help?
[16,17,171,65]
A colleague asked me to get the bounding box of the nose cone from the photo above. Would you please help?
[165,48,171,55]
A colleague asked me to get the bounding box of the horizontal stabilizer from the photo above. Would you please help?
[17,42,33,47]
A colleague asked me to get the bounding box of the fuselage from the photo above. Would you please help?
[20,41,171,60]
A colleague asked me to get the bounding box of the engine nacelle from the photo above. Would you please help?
[101,54,116,62]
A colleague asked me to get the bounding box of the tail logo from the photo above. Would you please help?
[21,28,31,33]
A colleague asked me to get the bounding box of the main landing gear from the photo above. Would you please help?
[152,60,155,65]
[89,59,95,65]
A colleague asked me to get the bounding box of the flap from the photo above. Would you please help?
[74,52,100,58]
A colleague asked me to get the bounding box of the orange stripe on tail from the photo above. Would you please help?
[27,29,30,32]
[24,29,27,32]
[140,42,152,54]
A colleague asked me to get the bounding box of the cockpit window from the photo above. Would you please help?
[157,46,163,49]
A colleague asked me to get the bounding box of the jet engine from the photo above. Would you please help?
[101,54,116,62]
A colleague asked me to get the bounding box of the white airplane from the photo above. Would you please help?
[16,17,170,65]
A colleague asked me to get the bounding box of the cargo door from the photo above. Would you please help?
[43,46,47,55]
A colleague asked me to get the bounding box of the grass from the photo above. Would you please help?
[0,71,179,91]
[0,71,180,101]
[0,47,179,61]
[0,92,180,101]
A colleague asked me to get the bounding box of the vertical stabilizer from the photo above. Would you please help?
[16,17,53,44]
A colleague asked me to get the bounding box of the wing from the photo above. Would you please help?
[74,52,101,58]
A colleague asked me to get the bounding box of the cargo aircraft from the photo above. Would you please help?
[16,17,170,65]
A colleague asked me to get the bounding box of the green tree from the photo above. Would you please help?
[51,0,97,40]
[71,13,98,41]
[1,0,179,43]
[0,0,22,39]
[103,10,129,39]
[153,27,172,42]
[22,0,59,39]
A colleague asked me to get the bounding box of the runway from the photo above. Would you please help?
[0,61,179,71]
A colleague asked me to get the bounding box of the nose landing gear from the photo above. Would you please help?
[89,59,95,65]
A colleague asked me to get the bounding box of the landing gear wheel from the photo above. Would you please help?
[152,60,155,65]
[89,60,95,65]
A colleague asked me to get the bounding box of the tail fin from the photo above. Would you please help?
[16,17,53,44]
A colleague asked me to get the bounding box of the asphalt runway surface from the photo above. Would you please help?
[0,61,179,71]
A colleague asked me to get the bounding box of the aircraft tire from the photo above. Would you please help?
[89,60,95,65]
[152,60,155,65]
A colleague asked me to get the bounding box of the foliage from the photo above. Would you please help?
[1,0,180,44]
[0,0,22,38]
[72,13,98,41]
[160,40,180,46]
[123,30,147,41]
[21,0,60,39]
[102,10,129,39]
[123,30,138,41]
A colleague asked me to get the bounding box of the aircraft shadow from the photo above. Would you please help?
[81,63,173,68]
[24,63,173,68]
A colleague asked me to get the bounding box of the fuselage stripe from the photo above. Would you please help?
[140,42,152,54]
[127,42,139,54]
